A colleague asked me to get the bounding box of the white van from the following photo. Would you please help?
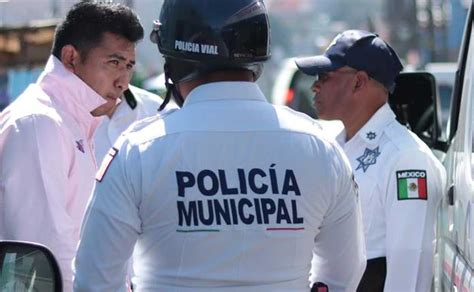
[431,1,474,290]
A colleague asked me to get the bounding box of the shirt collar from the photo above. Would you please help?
[183,81,267,106]
[109,98,135,124]
[37,56,105,139]
[337,103,396,145]
[355,103,396,144]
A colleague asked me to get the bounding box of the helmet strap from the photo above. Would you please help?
[159,62,185,111]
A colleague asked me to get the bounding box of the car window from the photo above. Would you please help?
[288,71,316,118]
[439,84,453,131]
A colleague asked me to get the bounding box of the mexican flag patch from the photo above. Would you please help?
[396,170,427,200]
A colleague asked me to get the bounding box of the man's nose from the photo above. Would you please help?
[115,70,132,92]
[311,80,321,93]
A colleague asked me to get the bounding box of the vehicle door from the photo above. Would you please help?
[434,1,474,290]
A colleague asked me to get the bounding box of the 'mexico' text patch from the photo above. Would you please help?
[396,170,427,200]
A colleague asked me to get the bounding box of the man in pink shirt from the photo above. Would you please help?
[0,2,143,290]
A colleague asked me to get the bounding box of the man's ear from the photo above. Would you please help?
[354,71,370,92]
[60,45,80,72]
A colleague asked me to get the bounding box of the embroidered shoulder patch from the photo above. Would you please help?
[96,147,118,182]
[366,131,376,140]
[355,147,380,172]
[396,170,427,200]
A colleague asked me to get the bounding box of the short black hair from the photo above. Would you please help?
[52,1,144,60]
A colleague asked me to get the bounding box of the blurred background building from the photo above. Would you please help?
[0,0,469,109]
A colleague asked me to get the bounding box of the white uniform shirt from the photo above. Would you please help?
[0,56,105,292]
[335,103,446,291]
[74,82,366,292]
[93,85,177,163]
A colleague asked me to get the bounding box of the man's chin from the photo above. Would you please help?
[90,108,105,117]
[314,108,324,119]
[91,98,120,117]
[90,105,112,117]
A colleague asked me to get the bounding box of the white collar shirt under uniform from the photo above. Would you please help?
[0,56,104,292]
[93,85,177,164]
[335,103,446,292]
[74,82,366,291]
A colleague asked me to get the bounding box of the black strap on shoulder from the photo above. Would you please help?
[357,257,387,292]
[123,88,137,110]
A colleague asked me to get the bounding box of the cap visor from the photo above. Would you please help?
[295,55,341,76]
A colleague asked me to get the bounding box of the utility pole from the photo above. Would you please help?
[417,0,450,62]
[439,0,449,61]
[427,0,437,61]
[51,0,59,18]
[386,0,419,60]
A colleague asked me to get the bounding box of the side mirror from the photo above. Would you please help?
[0,241,62,292]
[389,72,447,151]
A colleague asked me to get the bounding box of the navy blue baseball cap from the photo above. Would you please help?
[295,30,403,92]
